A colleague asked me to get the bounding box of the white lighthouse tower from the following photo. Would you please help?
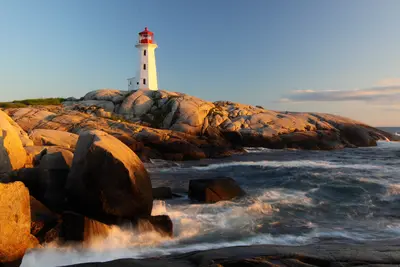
[128,27,158,91]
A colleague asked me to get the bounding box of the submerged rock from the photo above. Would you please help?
[189,177,246,203]
[61,211,111,243]
[152,187,173,200]
[65,130,153,221]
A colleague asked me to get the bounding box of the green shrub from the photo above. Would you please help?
[0,98,66,108]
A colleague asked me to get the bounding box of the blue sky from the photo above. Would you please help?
[1,0,400,126]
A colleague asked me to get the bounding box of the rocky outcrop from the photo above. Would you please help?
[0,182,39,264]
[189,177,246,203]
[0,110,27,174]
[2,89,396,164]
[29,129,78,149]
[59,89,394,150]
[65,130,153,222]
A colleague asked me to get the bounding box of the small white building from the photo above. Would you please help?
[128,27,159,91]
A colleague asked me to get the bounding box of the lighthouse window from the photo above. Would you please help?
[143,64,146,70]
[144,50,147,56]
[143,78,146,85]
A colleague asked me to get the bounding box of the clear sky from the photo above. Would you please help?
[1,0,400,126]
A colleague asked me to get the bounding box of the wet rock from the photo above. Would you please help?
[0,110,27,174]
[189,177,246,203]
[339,124,377,147]
[29,129,78,149]
[137,215,173,237]
[30,196,59,243]
[61,211,111,243]
[152,187,173,200]
[65,130,153,221]
[0,182,39,263]
[280,130,344,150]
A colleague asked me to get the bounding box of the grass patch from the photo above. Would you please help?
[0,98,66,108]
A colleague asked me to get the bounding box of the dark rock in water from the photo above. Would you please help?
[136,215,173,237]
[339,124,377,147]
[152,187,173,200]
[189,177,246,203]
[280,130,344,150]
[65,130,153,221]
[0,182,39,264]
[61,211,111,243]
[30,196,59,243]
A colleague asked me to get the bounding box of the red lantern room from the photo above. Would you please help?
[138,27,154,44]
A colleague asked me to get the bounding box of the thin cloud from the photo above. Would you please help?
[279,85,400,103]
[377,78,400,86]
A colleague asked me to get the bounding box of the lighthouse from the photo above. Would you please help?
[128,27,158,91]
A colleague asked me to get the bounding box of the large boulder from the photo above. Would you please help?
[0,109,33,147]
[0,111,27,174]
[65,130,153,222]
[189,177,246,203]
[0,182,39,263]
[29,129,78,149]
[38,148,73,211]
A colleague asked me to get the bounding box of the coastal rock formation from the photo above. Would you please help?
[0,182,39,263]
[1,89,396,165]
[59,89,394,151]
[65,130,153,222]
[0,110,27,174]
[189,177,246,203]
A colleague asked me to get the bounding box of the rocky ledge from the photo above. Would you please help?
[60,239,400,267]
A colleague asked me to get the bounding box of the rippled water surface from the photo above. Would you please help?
[22,141,400,267]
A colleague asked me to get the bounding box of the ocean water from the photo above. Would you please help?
[22,141,400,267]
[379,127,400,136]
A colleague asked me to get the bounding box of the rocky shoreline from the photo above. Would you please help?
[0,89,398,266]
[35,239,400,267]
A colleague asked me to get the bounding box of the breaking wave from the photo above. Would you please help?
[191,160,384,171]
